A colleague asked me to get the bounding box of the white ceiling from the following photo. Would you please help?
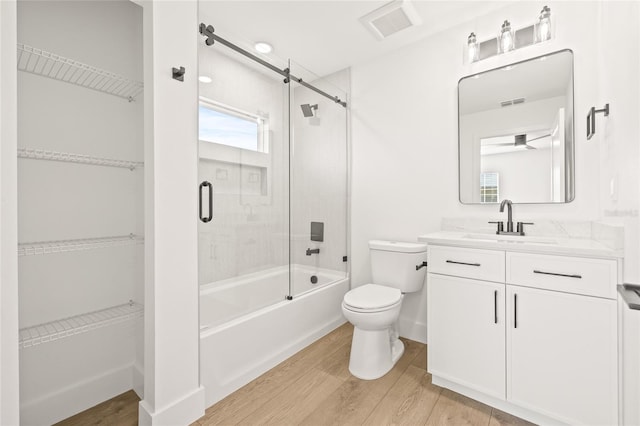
[459,50,573,114]
[198,1,513,78]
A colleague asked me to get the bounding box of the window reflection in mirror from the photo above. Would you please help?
[458,50,574,204]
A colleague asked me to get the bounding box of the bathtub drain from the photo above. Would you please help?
[310,275,318,284]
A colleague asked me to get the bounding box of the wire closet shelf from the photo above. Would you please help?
[17,148,144,170]
[19,302,144,349]
[18,234,144,257]
[17,43,144,101]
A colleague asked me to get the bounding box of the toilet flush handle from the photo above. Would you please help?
[416,261,428,271]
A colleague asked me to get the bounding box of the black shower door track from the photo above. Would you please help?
[199,23,347,108]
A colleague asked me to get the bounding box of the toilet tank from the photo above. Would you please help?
[369,240,428,293]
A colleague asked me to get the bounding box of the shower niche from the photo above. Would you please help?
[17,1,144,424]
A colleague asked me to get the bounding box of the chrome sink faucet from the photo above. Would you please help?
[500,199,514,232]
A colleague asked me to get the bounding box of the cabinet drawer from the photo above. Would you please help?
[428,245,505,282]
[506,252,617,299]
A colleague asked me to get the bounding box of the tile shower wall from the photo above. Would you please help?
[351,1,639,342]
[290,68,349,278]
[198,48,288,284]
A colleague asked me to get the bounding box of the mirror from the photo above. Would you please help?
[458,49,574,204]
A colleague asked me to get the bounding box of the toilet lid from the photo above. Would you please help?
[343,284,402,310]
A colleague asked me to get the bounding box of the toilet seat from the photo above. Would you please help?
[343,284,402,312]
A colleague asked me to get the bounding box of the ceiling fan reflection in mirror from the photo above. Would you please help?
[480,132,552,155]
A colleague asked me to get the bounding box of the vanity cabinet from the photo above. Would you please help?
[506,285,617,425]
[429,274,505,399]
[427,244,619,425]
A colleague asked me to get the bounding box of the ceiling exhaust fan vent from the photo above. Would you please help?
[359,0,422,40]
[500,97,526,107]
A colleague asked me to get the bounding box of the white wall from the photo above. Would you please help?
[139,1,204,424]
[596,1,640,285]
[16,2,144,424]
[481,147,552,203]
[351,1,639,343]
[0,0,19,424]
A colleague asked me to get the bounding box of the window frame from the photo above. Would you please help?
[198,96,269,153]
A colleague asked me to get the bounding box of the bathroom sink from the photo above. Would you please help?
[462,233,558,245]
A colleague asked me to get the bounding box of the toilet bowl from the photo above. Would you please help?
[342,240,428,380]
[342,284,404,379]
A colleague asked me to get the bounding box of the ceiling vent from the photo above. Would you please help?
[359,0,422,40]
[500,97,526,107]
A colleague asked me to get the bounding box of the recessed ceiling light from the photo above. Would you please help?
[254,42,273,54]
[199,75,212,83]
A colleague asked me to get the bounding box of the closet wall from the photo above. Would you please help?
[17,1,144,424]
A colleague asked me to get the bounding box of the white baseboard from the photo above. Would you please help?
[20,364,134,426]
[432,375,564,426]
[138,386,205,426]
[398,317,427,344]
[133,362,144,399]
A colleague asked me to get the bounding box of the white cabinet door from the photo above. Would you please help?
[506,285,618,425]
[428,273,505,400]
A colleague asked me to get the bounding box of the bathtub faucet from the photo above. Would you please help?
[306,248,320,256]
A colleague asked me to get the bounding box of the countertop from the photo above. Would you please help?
[418,231,624,259]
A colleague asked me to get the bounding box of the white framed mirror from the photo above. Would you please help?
[458,49,574,204]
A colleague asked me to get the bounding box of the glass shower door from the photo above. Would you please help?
[197,44,290,329]
[289,60,349,297]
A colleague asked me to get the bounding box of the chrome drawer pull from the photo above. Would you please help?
[446,260,481,267]
[533,270,582,279]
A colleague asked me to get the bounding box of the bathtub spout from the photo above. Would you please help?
[306,248,320,256]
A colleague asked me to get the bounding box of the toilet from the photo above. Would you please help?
[342,240,428,380]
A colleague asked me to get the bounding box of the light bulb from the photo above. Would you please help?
[254,42,273,54]
[499,20,514,53]
[467,32,479,63]
[536,6,551,42]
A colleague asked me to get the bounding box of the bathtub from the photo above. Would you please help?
[199,264,349,407]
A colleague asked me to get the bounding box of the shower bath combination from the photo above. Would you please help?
[197,19,349,409]
[300,103,318,117]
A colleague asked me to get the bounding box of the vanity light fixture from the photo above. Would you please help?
[465,6,554,64]
[254,42,273,54]
[536,6,551,42]
[467,32,479,63]
[499,20,515,53]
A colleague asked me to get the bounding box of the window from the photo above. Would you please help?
[480,172,499,203]
[199,98,269,152]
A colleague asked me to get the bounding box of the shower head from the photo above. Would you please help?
[300,103,318,118]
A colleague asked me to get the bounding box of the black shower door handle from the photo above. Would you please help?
[199,181,213,223]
